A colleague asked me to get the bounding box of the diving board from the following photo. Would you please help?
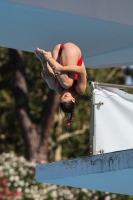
[36,149,133,195]
[0,0,133,68]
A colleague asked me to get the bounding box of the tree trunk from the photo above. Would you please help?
[9,49,60,163]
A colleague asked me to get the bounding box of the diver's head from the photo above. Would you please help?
[60,90,75,104]
[60,90,75,129]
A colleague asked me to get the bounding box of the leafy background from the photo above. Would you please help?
[0,47,133,199]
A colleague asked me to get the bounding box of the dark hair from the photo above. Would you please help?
[60,101,75,130]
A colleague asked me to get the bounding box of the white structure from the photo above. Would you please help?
[0,0,133,68]
[89,82,133,155]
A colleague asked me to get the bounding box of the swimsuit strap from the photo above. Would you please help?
[60,44,64,48]
[58,44,64,58]
[77,56,83,66]
[74,56,83,80]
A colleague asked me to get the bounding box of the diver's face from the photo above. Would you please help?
[60,91,75,103]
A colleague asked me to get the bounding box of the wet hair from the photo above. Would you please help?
[60,101,75,130]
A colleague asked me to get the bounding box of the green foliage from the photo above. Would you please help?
[23,51,50,118]
[0,48,50,155]
[0,48,23,155]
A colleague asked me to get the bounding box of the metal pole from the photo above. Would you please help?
[89,88,94,155]
[89,81,133,90]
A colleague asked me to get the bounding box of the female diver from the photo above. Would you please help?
[34,42,87,129]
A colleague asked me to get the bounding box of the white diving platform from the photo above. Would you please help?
[36,149,133,195]
[0,0,133,68]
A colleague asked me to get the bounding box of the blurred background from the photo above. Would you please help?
[0,47,133,199]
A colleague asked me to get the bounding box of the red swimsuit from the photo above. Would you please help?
[59,44,83,96]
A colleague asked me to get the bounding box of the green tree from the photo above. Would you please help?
[1,48,60,162]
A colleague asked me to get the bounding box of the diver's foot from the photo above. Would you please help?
[34,48,52,62]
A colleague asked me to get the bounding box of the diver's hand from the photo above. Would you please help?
[52,65,64,76]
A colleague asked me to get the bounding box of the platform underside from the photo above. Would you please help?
[0,0,133,68]
[36,149,133,195]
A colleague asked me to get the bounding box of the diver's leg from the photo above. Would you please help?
[59,42,81,84]
[35,43,81,89]
[34,50,56,90]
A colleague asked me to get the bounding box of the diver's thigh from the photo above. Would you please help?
[60,43,81,66]
[51,44,61,62]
